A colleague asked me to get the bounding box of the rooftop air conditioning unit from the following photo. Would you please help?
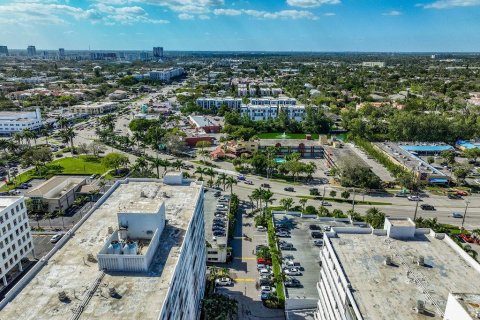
[384,256,393,266]
[416,300,425,314]
[417,256,425,267]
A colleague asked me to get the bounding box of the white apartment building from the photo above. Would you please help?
[316,217,480,320]
[361,61,385,67]
[250,97,297,106]
[149,67,185,81]
[0,197,33,287]
[0,108,42,134]
[238,84,248,97]
[240,104,306,122]
[196,97,242,110]
[0,174,207,320]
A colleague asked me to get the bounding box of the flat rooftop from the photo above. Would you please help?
[452,293,480,317]
[1,179,202,320]
[329,233,480,319]
[25,176,85,198]
[0,196,21,209]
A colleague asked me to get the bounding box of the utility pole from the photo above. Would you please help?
[413,196,419,221]
[461,200,470,230]
[352,188,356,212]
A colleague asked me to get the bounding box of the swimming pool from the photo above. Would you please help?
[456,140,480,149]
[274,157,286,164]
[400,145,453,152]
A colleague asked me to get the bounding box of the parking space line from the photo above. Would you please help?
[235,278,256,282]
[234,257,256,260]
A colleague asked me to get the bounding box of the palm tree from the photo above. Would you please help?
[158,159,171,176]
[217,173,228,191]
[252,188,262,209]
[40,127,50,145]
[299,198,308,212]
[60,127,76,153]
[135,157,148,175]
[261,189,274,211]
[150,158,163,179]
[280,197,294,213]
[195,166,206,179]
[225,176,237,194]
[172,159,184,171]
[205,167,216,185]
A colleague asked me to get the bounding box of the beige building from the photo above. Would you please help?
[71,102,117,115]
[25,176,86,213]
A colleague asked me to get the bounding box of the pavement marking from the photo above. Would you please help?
[234,257,256,260]
[235,278,256,282]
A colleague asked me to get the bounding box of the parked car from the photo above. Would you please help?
[256,226,267,232]
[257,264,266,271]
[284,268,301,276]
[309,224,321,230]
[276,231,290,237]
[284,187,295,192]
[260,292,271,300]
[408,195,421,201]
[259,268,271,276]
[452,212,464,218]
[285,278,302,288]
[260,286,276,294]
[257,258,272,266]
[420,204,435,210]
[244,180,253,185]
[50,234,64,243]
[311,231,323,239]
[320,201,332,207]
[313,239,324,246]
[280,243,294,250]
[213,231,226,237]
[261,183,271,188]
[237,175,246,181]
[395,193,408,198]
[215,277,232,286]
[448,194,462,200]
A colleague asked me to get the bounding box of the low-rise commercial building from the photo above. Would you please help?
[188,115,222,133]
[0,197,33,287]
[0,108,42,134]
[133,68,184,82]
[71,102,117,115]
[257,138,323,158]
[0,175,207,320]
[315,217,480,320]
[25,176,86,213]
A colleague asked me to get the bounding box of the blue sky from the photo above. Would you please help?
[0,0,479,51]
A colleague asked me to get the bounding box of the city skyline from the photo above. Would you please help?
[0,0,479,52]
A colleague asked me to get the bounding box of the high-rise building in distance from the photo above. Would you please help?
[27,45,36,57]
[58,48,65,59]
[0,46,8,56]
[153,46,164,58]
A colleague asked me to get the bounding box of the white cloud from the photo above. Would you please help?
[93,0,224,14]
[382,10,402,16]
[422,0,480,8]
[286,0,340,8]
[0,1,169,25]
[214,8,318,20]
[178,12,194,19]
[198,14,210,19]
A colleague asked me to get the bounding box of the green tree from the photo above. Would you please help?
[299,198,308,212]
[225,176,237,194]
[60,127,76,153]
[102,153,129,175]
[365,207,385,229]
[329,190,337,198]
[202,294,238,320]
[341,190,351,201]
[280,197,294,213]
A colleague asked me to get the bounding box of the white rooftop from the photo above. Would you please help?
[0,179,202,320]
[0,196,21,209]
[329,232,480,319]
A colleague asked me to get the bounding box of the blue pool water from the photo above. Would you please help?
[274,158,286,163]
[400,145,453,152]
[456,140,480,149]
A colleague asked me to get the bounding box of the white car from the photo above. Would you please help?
[257,226,267,232]
[257,264,266,271]
[215,277,232,286]
[260,286,276,294]
[284,268,301,276]
[259,268,271,276]
[408,195,421,201]
[50,234,64,243]
[276,231,290,237]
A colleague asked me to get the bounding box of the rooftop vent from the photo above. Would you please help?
[109,287,117,298]
[384,255,393,266]
[87,253,97,263]
[417,256,425,267]
[58,291,68,302]
[415,300,425,314]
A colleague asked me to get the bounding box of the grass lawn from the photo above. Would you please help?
[1,156,109,192]
[257,132,319,140]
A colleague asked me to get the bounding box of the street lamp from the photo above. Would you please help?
[413,194,420,222]
[461,200,470,230]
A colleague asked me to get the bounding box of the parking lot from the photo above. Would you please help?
[274,214,321,301]
[32,234,56,259]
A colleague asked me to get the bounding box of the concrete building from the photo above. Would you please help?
[25,176,86,213]
[0,46,8,56]
[0,197,33,287]
[58,48,65,60]
[444,293,480,320]
[315,217,480,320]
[240,104,306,122]
[71,102,117,115]
[0,175,207,320]
[188,115,222,133]
[196,97,242,110]
[361,61,385,67]
[26,46,36,57]
[257,138,323,158]
[250,97,297,106]
[0,108,42,134]
[153,46,164,58]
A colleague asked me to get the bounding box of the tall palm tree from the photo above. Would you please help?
[60,127,76,153]
[225,176,237,194]
[135,157,148,175]
[252,188,263,209]
[40,127,50,145]
[299,198,308,213]
[13,132,24,145]
[261,189,274,211]
[150,158,163,179]
[205,167,216,184]
[158,159,171,176]
[195,166,206,179]
[280,197,294,213]
[217,173,228,191]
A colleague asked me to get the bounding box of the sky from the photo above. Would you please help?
[0,0,479,52]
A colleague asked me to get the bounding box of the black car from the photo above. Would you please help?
[311,231,323,239]
[448,194,462,200]
[309,224,321,230]
[213,231,226,237]
[285,279,302,288]
[284,187,295,192]
[420,204,435,210]
[261,183,271,188]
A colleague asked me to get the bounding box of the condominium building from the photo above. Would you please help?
[240,104,306,122]
[361,61,385,67]
[0,174,207,320]
[71,102,117,115]
[58,48,65,60]
[316,217,480,320]
[249,97,297,106]
[196,97,242,110]
[149,68,184,81]
[153,46,164,58]
[0,46,8,56]
[26,46,36,57]
[0,197,33,287]
[0,108,42,134]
